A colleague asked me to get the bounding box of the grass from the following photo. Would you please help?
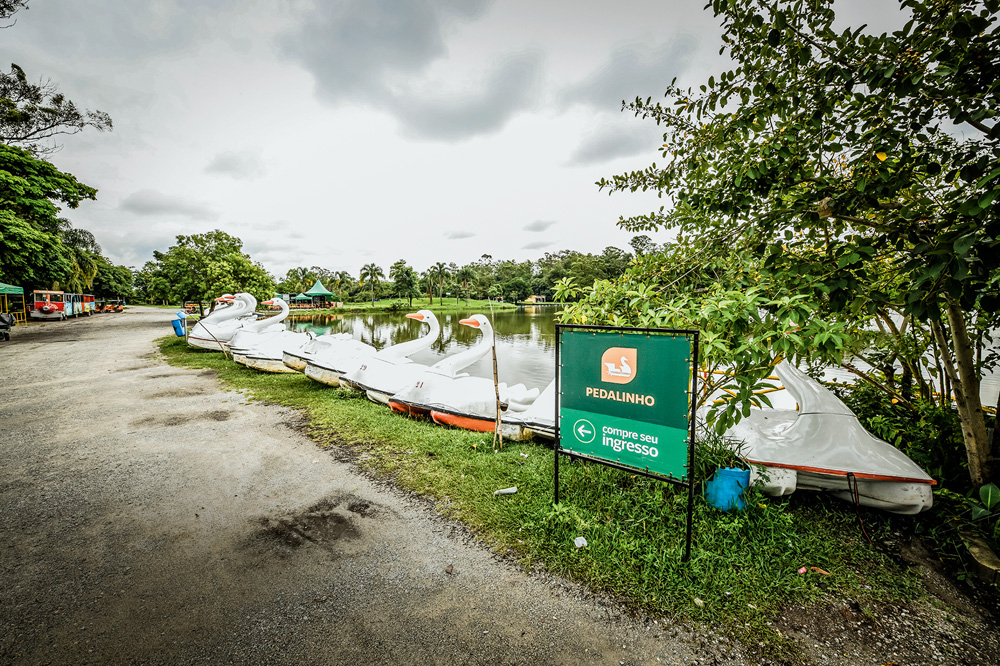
[335,297,518,314]
[159,336,923,660]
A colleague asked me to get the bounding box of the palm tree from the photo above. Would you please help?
[432,261,449,304]
[289,266,313,293]
[456,265,475,305]
[359,263,384,306]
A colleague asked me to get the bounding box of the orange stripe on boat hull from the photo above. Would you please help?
[388,400,430,418]
[431,410,495,433]
[744,459,937,485]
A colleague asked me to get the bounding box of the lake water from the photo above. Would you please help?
[288,307,1000,407]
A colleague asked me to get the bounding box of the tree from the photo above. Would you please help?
[0,63,113,155]
[0,144,96,289]
[599,245,633,279]
[359,262,384,306]
[455,264,476,305]
[148,230,274,315]
[389,259,420,306]
[431,261,450,303]
[1,1,28,25]
[92,256,134,299]
[583,0,999,486]
[629,235,659,257]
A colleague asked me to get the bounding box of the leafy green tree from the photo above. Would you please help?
[92,256,134,299]
[389,259,420,306]
[278,267,314,294]
[0,63,113,155]
[0,144,96,289]
[599,245,633,279]
[148,230,274,315]
[628,235,659,257]
[359,262,384,306]
[586,0,999,486]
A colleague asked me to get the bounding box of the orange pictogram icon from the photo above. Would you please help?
[600,347,637,384]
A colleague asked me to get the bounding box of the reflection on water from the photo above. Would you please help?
[288,308,560,389]
[288,308,1000,406]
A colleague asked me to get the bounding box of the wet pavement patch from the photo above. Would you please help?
[256,496,380,553]
[130,409,232,428]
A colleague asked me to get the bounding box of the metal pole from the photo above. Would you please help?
[554,324,562,505]
[683,332,700,562]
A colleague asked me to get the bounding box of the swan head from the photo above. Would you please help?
[405,310,436,324]
[216,294,235,303]
[459,314,493,334]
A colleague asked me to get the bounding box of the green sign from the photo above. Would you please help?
[559,329,692,481]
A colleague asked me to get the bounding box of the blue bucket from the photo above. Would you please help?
[171,318,185,337]
[705,467,750,511]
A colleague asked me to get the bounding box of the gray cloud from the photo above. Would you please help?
[119,190,219,221]
[521,240,552,250]
[444,230,476,239]
[205,150,266,180]
[282,0,490,98]
[561,36,697,112]
[523,219,556,232]
[10,0,239,61]
[282,0,538,141]
[568,122,659,166]
[388,52,541,140]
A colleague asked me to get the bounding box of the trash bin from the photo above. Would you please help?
[171,310,188,337]
[705,467,751,511]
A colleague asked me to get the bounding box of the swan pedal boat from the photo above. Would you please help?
[724,360,935,515]
[503,379,556,440]
[301,312,439,387]
[388,314,502,416]
[387,314,542,439]
[282,333,355,372]
[187,293,259,350]
[339,310,441,403]
[227,299,313,373]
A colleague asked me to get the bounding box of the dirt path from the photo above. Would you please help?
[0,307,724,665]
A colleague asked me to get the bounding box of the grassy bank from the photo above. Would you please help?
[334,297,518,314]
[159,336,922,659]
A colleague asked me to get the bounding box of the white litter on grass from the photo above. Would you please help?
[520,453,529,458]
[493,486,517,495]
[694,598,705,608]
[574,536,588,548]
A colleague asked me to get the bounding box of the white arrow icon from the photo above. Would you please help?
[573,418,596,443]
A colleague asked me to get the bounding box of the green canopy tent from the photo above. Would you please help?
[304,280,334,307]
[0,281,27,325]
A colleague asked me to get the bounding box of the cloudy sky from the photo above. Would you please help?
[1,0,904,279]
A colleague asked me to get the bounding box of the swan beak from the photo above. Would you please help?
[405,312,425,321]
[262,299,275,305]
[459,318,480,328]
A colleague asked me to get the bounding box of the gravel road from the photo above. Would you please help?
[1,306,996,666]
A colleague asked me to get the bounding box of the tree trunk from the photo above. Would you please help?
[935,303,991,487]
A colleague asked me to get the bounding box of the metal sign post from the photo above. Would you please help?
[554,324,699,561]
